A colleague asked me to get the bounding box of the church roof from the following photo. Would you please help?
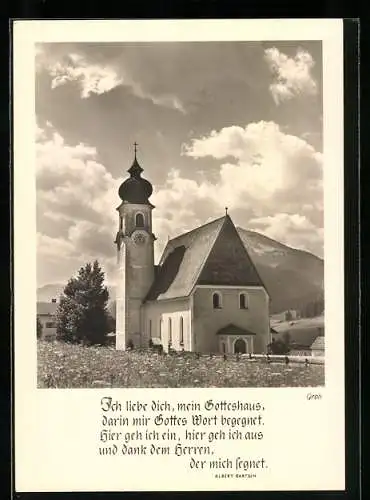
[145,214,266,301]
[216,323,257,336]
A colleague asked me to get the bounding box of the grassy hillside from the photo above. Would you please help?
[38,340,324,388]
[271,315,324,347]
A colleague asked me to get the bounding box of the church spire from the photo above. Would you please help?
[128,141,143,178]
[118,143,153,203]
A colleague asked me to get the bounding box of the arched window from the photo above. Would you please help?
[159,319,163,340]
[179,317,184,345]
[213,292,222,309]
[239,292,248,309]
[135,213,144,228]
[168,318,172,343]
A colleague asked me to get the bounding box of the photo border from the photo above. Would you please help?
[8,17,360,500]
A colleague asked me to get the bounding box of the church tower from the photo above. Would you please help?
[115,143,155,350]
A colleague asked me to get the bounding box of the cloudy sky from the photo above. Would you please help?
[36,41,323,287]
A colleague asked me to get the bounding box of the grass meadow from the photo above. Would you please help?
[37,340,324,388]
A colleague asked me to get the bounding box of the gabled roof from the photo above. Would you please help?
[310,336,325,350]
[37,302,58,315]
[217,323,257,336]
[146,215,266,301]
[197,215,264,287]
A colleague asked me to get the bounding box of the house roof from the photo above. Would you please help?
[145,215,266,301]
[310,336,325,350]
[216,323,257,336]
[37,302,58,315]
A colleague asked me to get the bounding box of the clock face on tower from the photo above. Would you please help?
[133,232,146,246]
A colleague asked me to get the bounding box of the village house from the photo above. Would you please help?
[114,148,270,355]
[37,299,58,340]
[310,336,325,357]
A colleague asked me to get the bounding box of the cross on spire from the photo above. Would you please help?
[225,207,228,216]
[134,141,138,158]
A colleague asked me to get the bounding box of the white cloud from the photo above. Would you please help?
[264,47,317,105]
[37,119,324,286]
[36,123,120,285]
[37,232,75,260]
[166,120,323,255]
[248,213,323,251]
[182,121,322,208]
[37,48,185,112]
[49,56,123,98]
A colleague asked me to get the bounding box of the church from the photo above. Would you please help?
[114,147,271,355]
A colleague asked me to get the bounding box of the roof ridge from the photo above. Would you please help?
[168,215,226,244]
[157,215,226,267]
[186,216,227,295]
[147,216,226,301]
[233,222,269,295]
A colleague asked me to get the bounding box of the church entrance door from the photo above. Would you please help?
[234,338,247,354]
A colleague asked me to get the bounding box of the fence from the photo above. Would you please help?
[157,349,325,365]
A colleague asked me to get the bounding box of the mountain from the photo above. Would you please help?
[37,283,65,302]
[237,228,324,314]
[37,283,117,305]
[37,229,323,315]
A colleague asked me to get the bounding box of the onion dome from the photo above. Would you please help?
[118,144,153,204]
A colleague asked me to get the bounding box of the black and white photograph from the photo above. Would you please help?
[14,19,346,493]
[35,39,325,389]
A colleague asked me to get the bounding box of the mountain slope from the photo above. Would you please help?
[237,228,324,313]
[37,229,324,315]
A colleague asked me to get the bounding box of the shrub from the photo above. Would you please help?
[37,316,43,339]
[268,339,290,355]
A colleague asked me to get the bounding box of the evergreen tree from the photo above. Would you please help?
[36,316,43,339]
[56,260,109,345]
[285,310,292,321]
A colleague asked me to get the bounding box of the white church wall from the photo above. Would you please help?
[115,201,155,350]
[115,242,127,350]
[143,298,191,352]
[192,286,270,354]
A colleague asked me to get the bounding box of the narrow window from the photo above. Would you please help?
[149,320,152,338]
[168,318,172,344]
[213,292,222,309]
[239,293,248,309]
[135,213,144,228]
[159,319,163,340]
[221,342,226,353]
[179,317,184,345]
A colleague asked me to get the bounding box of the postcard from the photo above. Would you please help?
[13,19,344,492]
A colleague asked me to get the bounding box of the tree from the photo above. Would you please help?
[56,260,110,345]
[282,331,291,346]
[267,338,290,355]
[37,316,43,339]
